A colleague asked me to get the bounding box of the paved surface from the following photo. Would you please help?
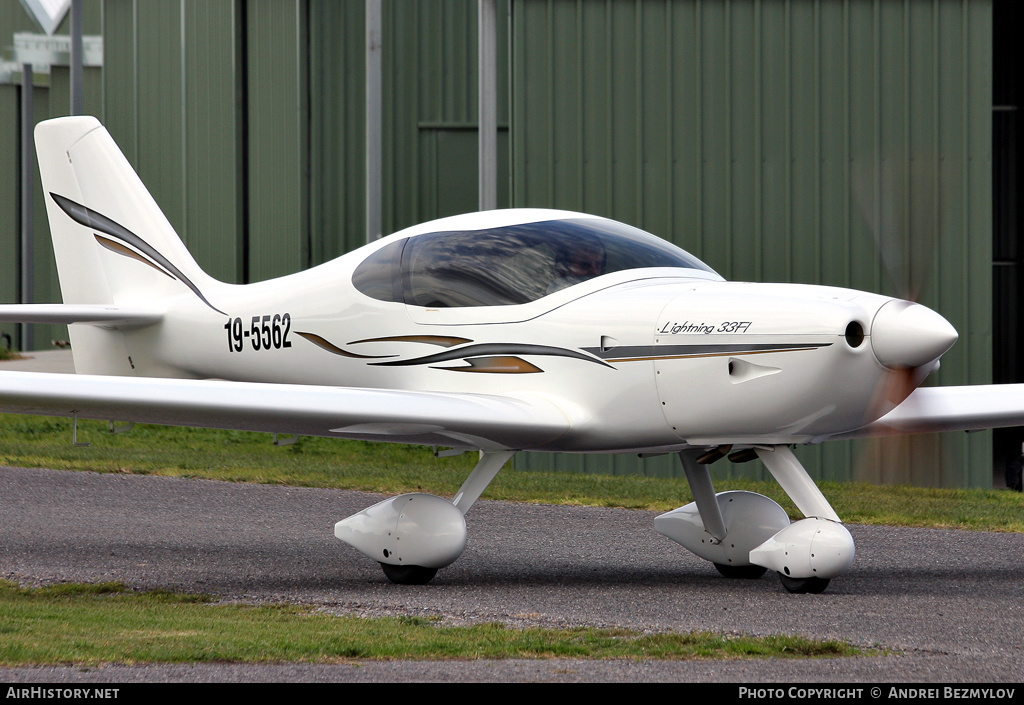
[1,465,1022,684]
[0,349,76,374]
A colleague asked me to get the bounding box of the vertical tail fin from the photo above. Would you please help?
[34,116,222,374]
[35,116,220,308]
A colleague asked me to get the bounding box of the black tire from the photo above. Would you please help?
[714,563,768,579]
[778,573,830,594]
[379,562,438,585]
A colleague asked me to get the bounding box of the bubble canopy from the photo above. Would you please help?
[352,217,718,308]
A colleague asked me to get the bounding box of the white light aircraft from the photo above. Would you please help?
[2,116,1023,593]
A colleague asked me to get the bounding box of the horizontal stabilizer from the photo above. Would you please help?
[0,304,162,329]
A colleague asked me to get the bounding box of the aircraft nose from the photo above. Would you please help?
[870,300,958,369]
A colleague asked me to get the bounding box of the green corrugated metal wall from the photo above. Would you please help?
[0,0,102,350]
[383,0,511,233]
[308,0,365,264]
[102,0,286,283]
[0,0,999,487]
[510,0,994,487]
[98,0,505,281]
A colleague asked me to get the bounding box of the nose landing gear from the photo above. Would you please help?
[657,445,855,594]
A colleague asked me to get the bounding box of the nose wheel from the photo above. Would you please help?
[380,563,438,585]
[778,574,830,594]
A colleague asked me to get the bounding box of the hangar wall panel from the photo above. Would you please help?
[184,0,245,283]
[245,0,308,282]
[510,0,994,487]
[0,84,19,350]
[102,0,244,283]
[95,0,503,281]
[308,0,366,262]
[384,0,510,236]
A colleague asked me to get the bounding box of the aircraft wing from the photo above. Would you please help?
[0,371,570,451]
[0,304,161,328]
[831,384,1024,440]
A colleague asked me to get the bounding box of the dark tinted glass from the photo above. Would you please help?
[353,218,715,307]
[351,238,406,302]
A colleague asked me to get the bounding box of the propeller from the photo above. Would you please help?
[850,153,952,486]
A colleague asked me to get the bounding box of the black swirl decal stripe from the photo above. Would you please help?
[369,343,613,369]
[50,192,225,315]
[296,332,395,359]
[296,331,613,373]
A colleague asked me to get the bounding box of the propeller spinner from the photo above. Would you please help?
[870,300,958,370]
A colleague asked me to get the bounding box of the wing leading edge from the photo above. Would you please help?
[0,371,570,452]
[830,384,1024,440]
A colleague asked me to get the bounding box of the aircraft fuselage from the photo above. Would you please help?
[130,260,928,453]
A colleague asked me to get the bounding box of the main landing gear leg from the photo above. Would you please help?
[453,450,518,514]
[679,450,772,578]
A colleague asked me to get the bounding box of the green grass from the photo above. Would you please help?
[2,414,1023,532]
[0,580,864,665]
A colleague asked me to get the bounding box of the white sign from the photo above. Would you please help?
[19,0,71,37]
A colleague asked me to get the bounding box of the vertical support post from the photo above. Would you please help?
[365,0,383,243]
[478,0,498,211]
[70,0,84,115]
[72,413,91,447]
[20,63,35,352]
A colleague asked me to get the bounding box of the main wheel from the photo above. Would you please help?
[714,563,768,579]
[379,562,438,585]
[778,573,830,594]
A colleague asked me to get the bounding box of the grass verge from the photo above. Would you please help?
[0,580,864,665]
